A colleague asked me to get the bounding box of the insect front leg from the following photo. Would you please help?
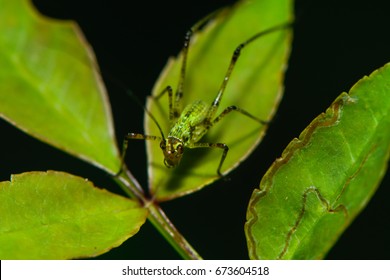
[116,133,162,176]
[189,142,229,177]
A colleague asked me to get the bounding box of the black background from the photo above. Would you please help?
[1,0,389,259]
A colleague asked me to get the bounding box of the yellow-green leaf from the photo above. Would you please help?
[0,171,148,259]
[246,62,390,259]
[0,0,121,174]
[146,0,293,201]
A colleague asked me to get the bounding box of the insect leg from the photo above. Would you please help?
[153,29,192,121]
[211,105,268,127]
[194,106,268,177]
[153,85,175,123]
[175,11,223,118]
[189,142,229,177]
[116,133,162,176]
[206,22,292,122]
[173,29,191,118]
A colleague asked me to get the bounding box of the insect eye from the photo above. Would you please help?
[176,144,183,153]
[160,141,166,149]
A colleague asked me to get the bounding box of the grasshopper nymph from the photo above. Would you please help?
[120,18,290,177]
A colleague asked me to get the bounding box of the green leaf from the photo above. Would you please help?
[0,0,120,174]
[0,171,148,259]
[146,0,293,201]
[245,62,390,259]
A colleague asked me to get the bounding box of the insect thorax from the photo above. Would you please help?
[168,100,210,146]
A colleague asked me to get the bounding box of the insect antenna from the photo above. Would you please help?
[124,89,166,140]
[105,73,166,140]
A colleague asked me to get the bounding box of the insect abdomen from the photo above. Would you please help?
[169,100,209,145]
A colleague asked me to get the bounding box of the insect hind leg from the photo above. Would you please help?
[170,10,225,121]
[205,22,292,124]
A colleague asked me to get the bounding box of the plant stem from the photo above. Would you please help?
[147,201,202,260]
[113,169,202,260]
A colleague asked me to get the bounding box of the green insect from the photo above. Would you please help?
[121,19,290,177]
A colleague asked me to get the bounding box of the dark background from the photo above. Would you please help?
[1,0,389,259]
